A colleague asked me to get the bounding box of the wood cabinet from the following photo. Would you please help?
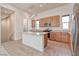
[39,19,46,27]
[44,33,48,48]
[39,17,51,27]
[50,32,61,41]
[51,15,60,27]
[32,15,60,27]
[50,32,70,43]
[61,32,70,43]
[32,20,35,27]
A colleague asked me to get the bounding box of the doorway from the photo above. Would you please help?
[1,7,14,43]
[1,16,11,43]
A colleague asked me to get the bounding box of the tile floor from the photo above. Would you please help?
[0,46,9,56]
[0,40,72,56]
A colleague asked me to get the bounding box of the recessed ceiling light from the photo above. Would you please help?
[39,5,43,7]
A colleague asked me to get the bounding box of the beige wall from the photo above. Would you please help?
[0,4,30,40]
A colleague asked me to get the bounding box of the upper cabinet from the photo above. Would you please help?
[40,17,51,27]
[51,15,60,27]
[32,15,60,27]
[32,20,35,27]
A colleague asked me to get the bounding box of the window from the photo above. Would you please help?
[24,19,27,25]
[62,15,70,30]
[35,20,39,29]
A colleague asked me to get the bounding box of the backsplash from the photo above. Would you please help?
[31,27,70,32]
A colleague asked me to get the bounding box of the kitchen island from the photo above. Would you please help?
[22,32,48,52]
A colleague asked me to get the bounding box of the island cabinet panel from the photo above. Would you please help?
[50,32,70,43]
[44,34,48,48]
[51,15,60,27]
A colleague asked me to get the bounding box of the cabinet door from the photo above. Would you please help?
[39,19,45,27]
[61,32,70,43]
[66,33,70,42]
[51,15,60,27]
[39,17,50,27]
[50,32,70,43]
[32,20,35,27]
[50,32,57,41]
[55,32,61,42]
[39,15,60,27]
[50,32,61,41]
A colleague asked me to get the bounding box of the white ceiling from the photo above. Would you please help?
[9,3,68,14]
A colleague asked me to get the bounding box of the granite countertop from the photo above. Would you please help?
[23,32,48,35]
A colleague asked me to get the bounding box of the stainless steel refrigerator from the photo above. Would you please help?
[72,3,79,56]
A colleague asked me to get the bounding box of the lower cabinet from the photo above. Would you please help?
[61,32,70,43]
[50,32,70,43]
